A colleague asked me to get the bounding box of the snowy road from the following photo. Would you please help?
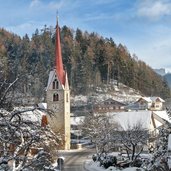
[59,148,95,171]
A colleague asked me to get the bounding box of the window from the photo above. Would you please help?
[66,93,69,102]
[156,105,159,108]
[151,103,155,107]
[140,101,144,105]
[52,79,58,89]
[56,81,58,89]
[53,93,59,101]
[53,81,55,89]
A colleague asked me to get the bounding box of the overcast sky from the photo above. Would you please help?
[1,0,171,71]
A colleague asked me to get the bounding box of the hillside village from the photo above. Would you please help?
[0,16,171,171]
[1,0,171,170]
[1,23,171,170]
[70,85,170,140]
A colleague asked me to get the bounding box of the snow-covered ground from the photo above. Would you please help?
[84,152,152,171]
[85,160,144,171]
[71,82,141,107]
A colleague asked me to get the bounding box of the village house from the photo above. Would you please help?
[70,98,126,116]
[110,110,169,131]
[92,98,126,113]
[69,109,171,152]
[128,97,165,111]
[108,110,170,152]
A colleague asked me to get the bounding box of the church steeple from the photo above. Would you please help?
[46,17,70,150]
[55,19,65,86]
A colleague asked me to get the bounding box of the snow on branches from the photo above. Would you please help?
[0,107,60,171]
[81,113,119,154]
[115,122,149,162]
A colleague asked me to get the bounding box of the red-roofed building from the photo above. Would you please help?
[46,20,70,150]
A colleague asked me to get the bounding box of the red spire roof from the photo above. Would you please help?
[55,21,65,86]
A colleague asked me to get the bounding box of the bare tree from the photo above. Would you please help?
[0,77,19,110]
[0,107,60,171]
[81,113,119,154]
[81,112,149,165]
[116,122,149,162]
[0,76,60,171]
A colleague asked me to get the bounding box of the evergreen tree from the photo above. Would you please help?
[0,26,170,99]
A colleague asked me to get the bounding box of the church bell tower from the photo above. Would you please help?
[46,20,70,150]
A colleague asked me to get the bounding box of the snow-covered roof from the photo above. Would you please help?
[21,110,43,124]
[153,110,171,123]
[110,111,152,130]
[46,70,55,91]
[98,98,126,106]
[46,69,64,90]
[139,97,152,103]
[138,97,165,103]
[150,97,165,102]
[14,108,45,124]
[38,103,47,109]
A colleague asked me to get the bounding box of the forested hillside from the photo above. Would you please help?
[0,26,170,101]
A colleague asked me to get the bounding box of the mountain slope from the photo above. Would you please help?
[0,26,170,100]
[164,74,171,88]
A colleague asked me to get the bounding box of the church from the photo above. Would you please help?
[46,20,70,150]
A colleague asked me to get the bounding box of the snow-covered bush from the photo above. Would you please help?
[0,108,60,171]
[141,108,171,170]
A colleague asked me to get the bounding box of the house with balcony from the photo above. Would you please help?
[93,98,126,113]
[128,97,165,111]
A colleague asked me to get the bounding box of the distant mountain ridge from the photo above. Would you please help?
[164,74,171,88]
[154,68,171,88]
[154,68,166,76]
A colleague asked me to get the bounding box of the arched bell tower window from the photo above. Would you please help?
[52,79,58,89]
[53,93,59,101]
